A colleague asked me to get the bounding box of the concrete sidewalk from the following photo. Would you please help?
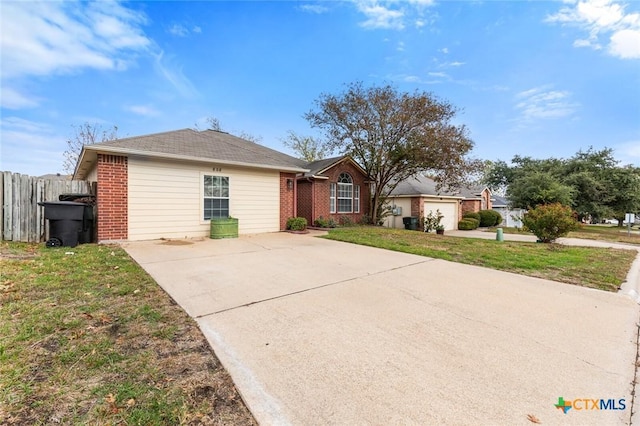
[124,232,640,425]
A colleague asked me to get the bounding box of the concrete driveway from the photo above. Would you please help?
[124,232,639,425]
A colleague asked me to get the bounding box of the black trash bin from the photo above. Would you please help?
[38,201,94,247]
[402,216,419,231]
[58,194,95,243]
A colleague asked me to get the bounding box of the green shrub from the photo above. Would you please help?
[339,215,354,227]
[522,203,579,243]
[458,219,478,230]
[286,217,307,231]
[314,216,328,228]
[463,212,481,221]
[478,210,502,227]
[466,218,480,229]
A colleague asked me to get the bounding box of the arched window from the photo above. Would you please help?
[337,173,353,213]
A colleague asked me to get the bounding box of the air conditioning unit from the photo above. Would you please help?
[392,206,402,216]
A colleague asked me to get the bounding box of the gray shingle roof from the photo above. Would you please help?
[303,156,348,176]
[389,175,458,197]
[85,128,308,170]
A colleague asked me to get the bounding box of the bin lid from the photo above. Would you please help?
[38,201,88,207]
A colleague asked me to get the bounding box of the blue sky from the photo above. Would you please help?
[1,0,639,176]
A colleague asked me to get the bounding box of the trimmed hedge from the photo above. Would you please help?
[478,210,502,227]
[458,218,479,230]
[462,212,481,221]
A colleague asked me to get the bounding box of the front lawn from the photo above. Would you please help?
[491,224,640,245]
[0,242,256,425]
[322,227,637,291]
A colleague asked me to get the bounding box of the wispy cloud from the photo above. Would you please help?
[354,0,437,30]
[153,51,199,99]
[514,86,580,122]
[298,4,330,14]
[1,1,150,79]
[1,87,41,109]
[0,1,151,110]
[546,0,640,59]
[124,104,161,117]
[168,23,202,37]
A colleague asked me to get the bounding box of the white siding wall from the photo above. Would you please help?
[383,198,412,229]
[128,157,280,241]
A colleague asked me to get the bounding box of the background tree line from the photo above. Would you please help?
[483,148,640,226]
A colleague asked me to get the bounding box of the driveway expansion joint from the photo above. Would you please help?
[194,258,436,319]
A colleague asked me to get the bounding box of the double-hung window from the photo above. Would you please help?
[203,175,229,220]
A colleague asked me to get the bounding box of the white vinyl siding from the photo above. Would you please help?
[127,157,280,240]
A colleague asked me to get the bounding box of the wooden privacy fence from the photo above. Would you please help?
[1,171,92,242]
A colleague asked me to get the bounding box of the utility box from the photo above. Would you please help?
[392,206,403,216]
[38,201,95,247]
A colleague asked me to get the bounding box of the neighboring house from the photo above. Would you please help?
[384,176,464,231]
[491,195,525,228]
[73,128,309,242]
[457,185,492,215]
[296,156,370,226]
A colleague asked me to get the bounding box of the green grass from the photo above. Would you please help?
[492,224,640,245]
[322,227,637,291]
[1,242,255,425]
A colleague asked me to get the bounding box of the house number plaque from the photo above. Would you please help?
[212,167,222,172]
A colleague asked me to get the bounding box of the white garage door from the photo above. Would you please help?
[424,201,458,231]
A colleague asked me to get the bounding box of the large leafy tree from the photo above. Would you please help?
[305,82,477,224]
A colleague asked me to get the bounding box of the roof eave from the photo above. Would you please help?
[82,145,310,174]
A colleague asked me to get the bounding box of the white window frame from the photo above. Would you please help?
[337,173,353,214]
[354,185,360,213]
[330,183,336,214]
[203,175,230,220]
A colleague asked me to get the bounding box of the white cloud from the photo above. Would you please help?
[357,2,405,30]
[168,23,202,37]
[546,0,640,59]
[609,28,640,58]
[124,104,161,117]
[299,4,330,14]
[397,41,405,51]
[1,87,41,109]
[515,87,580,121]
[0,1,154,111]
[0,1,150,79]
[354,0,436,30]
[168,24,189,37]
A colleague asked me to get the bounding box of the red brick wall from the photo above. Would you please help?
[461,200,481,215]
[296,180,313,225]
[97,154,128,241]
[321,160,370,224]
[280,172,296,230]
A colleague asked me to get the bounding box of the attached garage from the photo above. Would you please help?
[423,200,459,231]
[386,175,463,231]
